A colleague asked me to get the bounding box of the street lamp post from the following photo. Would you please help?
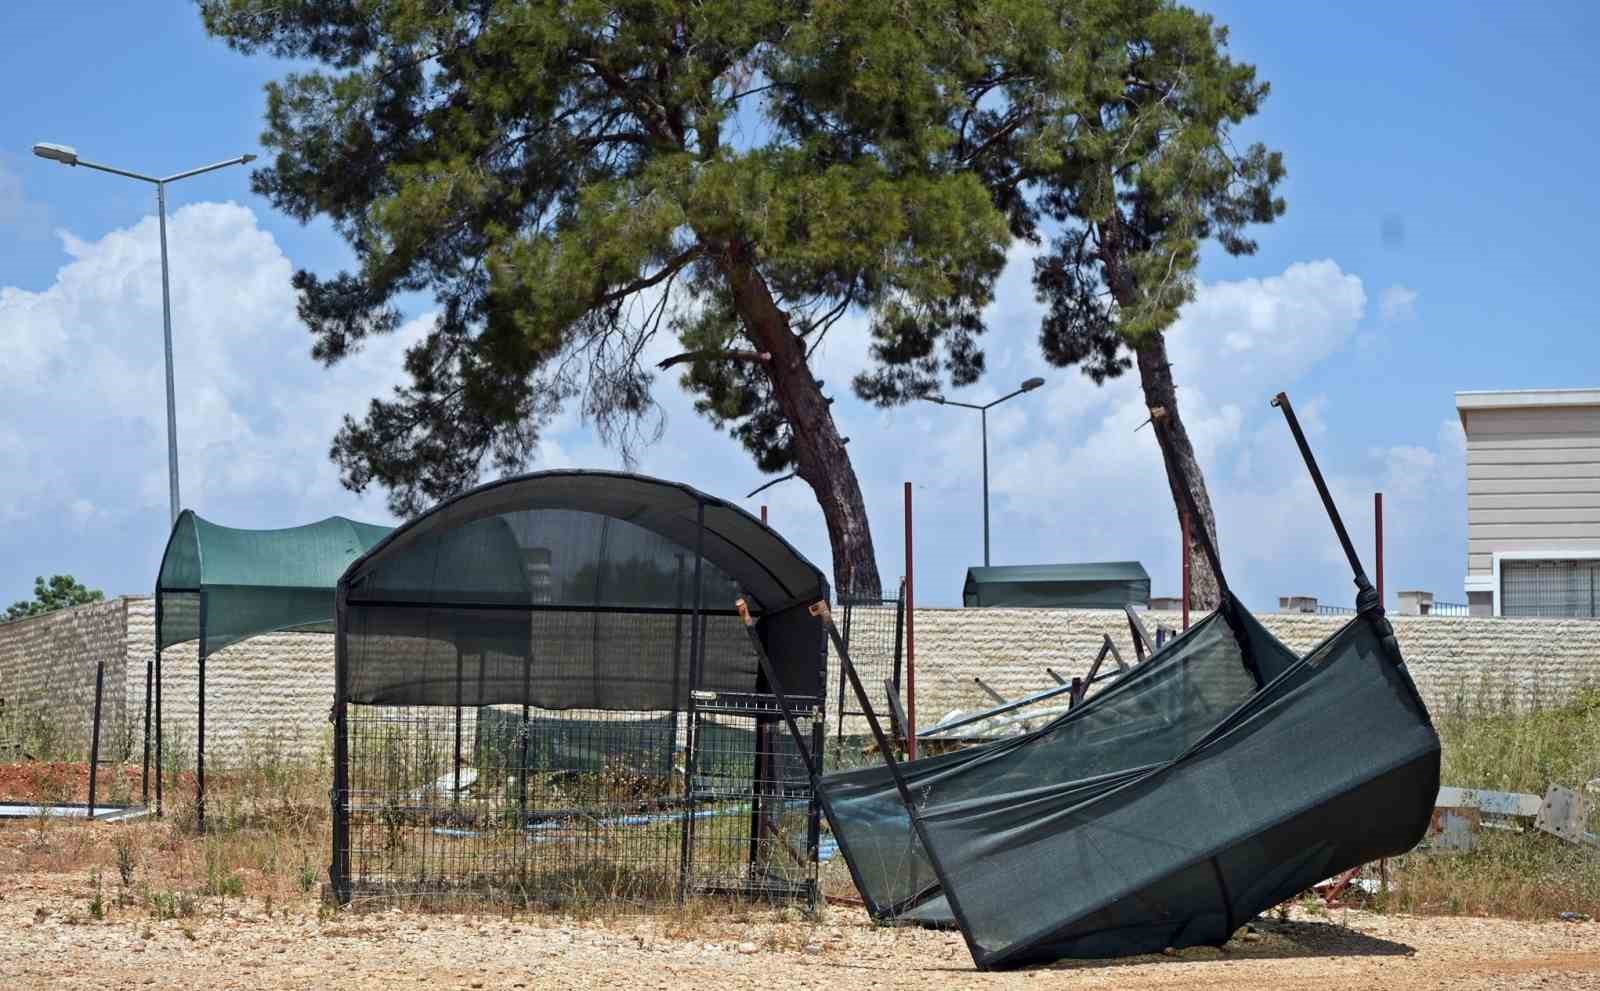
[32,142,255,526]
[919,377,1045,566]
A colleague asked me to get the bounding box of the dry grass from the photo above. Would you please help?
[6,687,1597,934]
[1374,686,1600,921]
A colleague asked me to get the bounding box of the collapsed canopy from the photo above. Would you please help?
[962,562,1151,608]
[156,510,392,655]
[817,598,1439,968]
[337,471,830,710]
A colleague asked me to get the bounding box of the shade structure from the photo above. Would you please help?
[336,470,830,710]
[149,510,393,828]
[962,562,1151,608]
[782,393,1445,969]
[813,595,1439,967]
[327,471,833,905]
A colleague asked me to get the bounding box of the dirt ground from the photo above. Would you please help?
[2,827,1597,991]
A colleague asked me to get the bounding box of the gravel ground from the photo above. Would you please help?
[4,873,1599,991]
[3,818,1598,990]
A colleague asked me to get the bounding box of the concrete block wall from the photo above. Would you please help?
[10,598,1600,767]
[0,596,133,760]
[871,608,1600,736]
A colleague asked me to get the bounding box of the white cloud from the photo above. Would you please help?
[1379,284,1418,322]
[0,202,423,596]
[0,162,48,231]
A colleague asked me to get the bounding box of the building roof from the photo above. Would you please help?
[962,561,1150,608]
[1456,388,1600,411]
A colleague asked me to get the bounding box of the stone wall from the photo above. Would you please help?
[889,608,1600,734]
[0,597,133,761]
[9,598,1600,767]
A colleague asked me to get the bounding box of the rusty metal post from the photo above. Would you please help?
[904,481,916,761]
[760,504,767,526]
[1181,511,1191,631]
[1375,492,1384,608]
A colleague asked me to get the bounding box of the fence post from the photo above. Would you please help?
[1375,492,1384,608]
[903,482,916,761]
[1181,511,1191,631]
[87,659,105,819]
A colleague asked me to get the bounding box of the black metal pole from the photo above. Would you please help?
[140,656,152,809]
[668,554,685,778]
[155,596,163,817]
[87,659,105,819]
[331,583,351,902]
[677,499,706,902]
[1269,392,1375,599]
[1271,391,1402,666]
[519,648,531,826]
[197,591,207,834]
[981,406,990,567]
[453,647,464,807]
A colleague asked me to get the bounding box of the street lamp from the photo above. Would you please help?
[919,376,1045,566]
[32,142,256,526]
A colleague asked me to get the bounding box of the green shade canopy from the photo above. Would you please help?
[962,562,1150,609]
[156,510,392,655]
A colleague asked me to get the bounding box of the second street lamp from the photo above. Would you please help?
[32,142,256,526]
[919,377,1045,567]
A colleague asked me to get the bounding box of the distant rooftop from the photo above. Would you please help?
[1456,388,1600,411]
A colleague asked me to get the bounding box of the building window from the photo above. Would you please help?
[1501,559,1600,618]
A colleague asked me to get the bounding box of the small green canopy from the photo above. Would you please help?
[156,510,392,655]
[962,562,1150,609]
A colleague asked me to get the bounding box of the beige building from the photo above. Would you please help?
[1458,388,1600,617]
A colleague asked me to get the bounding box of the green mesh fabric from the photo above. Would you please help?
[156,511,392,654]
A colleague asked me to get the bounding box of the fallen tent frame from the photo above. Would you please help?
[746,391,1442,969]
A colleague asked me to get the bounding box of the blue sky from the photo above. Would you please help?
[2,2,1597,612]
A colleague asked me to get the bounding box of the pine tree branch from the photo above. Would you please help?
[656,349,771,371]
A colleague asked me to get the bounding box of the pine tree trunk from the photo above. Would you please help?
[722,250,883,599]
[1134,332,1223,610]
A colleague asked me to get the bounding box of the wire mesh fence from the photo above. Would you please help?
[834,581,905,748]
[342,692,821,909]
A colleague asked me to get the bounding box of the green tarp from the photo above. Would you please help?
[156,510,392,655]
[962,562,1150,608]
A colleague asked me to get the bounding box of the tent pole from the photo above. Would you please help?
[668,554,685,779]
[197,590,207,834]
[903,482,916,761]
[141,656,152,808]
[331,582,351,903]
[1271,392,1401,665]
[154,595,163,817]
[87,659,105,819]
[677,499,706,903]
[1270,392,1374,597]
[1181,511,1191,631]
[519,648,530,827]
[453,647,463,807]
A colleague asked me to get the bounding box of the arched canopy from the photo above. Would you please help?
[338,471,830,710]
[156,510,392,655]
